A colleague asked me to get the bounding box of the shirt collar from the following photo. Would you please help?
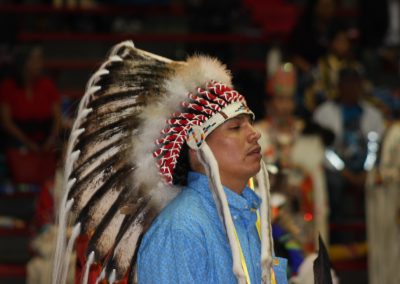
[186,171,261,213]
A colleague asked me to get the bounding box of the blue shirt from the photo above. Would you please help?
[137,172,288,283]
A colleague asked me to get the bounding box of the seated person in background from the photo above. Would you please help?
[313,67,385,225]
[255,62,329,253]
[0,46,61,183]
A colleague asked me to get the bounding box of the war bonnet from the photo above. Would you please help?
[53,41,274,284]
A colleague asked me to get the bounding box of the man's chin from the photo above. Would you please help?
[249,164,261,178]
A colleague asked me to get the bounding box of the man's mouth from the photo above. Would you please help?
[248,146,261,156]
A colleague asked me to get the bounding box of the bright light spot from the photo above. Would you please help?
[283,62,293,72]
[367,131,379,141]
[325,149,345,171]
[266,164,279,175]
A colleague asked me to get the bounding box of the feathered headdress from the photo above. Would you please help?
[52,41,274,284]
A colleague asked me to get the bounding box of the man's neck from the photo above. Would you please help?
[221,178,247,195]
[193,167,247,195]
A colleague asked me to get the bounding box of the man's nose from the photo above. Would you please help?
[248,124,261,142]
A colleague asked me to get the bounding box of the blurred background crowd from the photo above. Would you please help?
[0,0,399,283]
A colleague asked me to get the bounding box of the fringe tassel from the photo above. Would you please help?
[262,162,274,261]
[197,143,247,284]
[255,161,274,284]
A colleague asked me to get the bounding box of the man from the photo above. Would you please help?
[367,121,400,284]
[313,67,385,225]
[137,56,288,283]
[138,114,275,282]
[255,62,328,271]
[52,42,288,284]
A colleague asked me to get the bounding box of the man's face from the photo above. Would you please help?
[315,0,336,22]
[272,95,295,118]
[331,32,350,58]
[26,48,44,79]
[339,78,363,105]
[205,114,262,189]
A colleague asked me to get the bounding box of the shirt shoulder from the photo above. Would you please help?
[137,188,215,283]
[360,101,383,117]
[314,100,337,114]
[313,101,339,123]
[149,188,213,235]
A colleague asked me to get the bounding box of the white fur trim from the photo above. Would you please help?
[256,161,274,283]
[173,55,232,92]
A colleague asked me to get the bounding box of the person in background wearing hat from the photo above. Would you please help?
[313,67,385,233]
[303,25,363,114]
[254,62,329,264]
